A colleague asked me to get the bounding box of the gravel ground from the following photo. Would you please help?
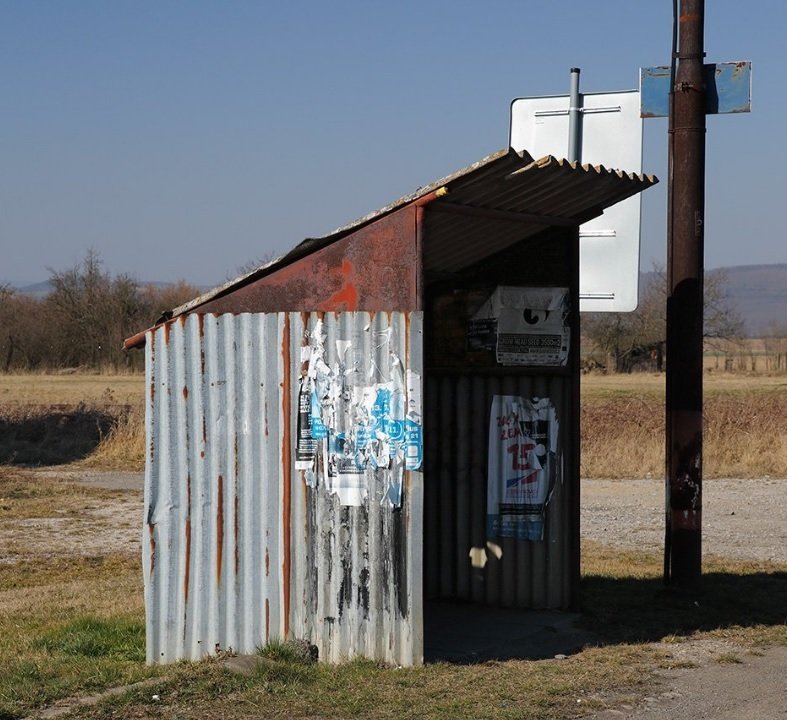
[10,471,786,566]
[581,477,787,564]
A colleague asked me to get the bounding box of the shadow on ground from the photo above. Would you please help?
[0,405,120,465]
[580,569,787,645]
[425,569,786,663]
[425,602,597,663]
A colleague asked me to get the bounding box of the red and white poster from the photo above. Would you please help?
[487,395,558,541]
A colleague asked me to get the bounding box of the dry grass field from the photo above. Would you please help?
[580,372,787,478]
[2,370,785,478]
[0,372,144,408]
[0,373,144,470]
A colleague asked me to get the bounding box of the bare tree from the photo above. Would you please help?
[45,250,150,370]
[583,264,743,373]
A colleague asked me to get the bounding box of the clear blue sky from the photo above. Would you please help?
[1,1,779,287]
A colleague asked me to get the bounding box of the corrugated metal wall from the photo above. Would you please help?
[144,311,423,666]
[144,313,288,664]
[424,372,575,610]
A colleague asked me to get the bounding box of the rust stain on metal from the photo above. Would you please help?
[216,474,224,583]
[265,548,270,577]
[164,321,171,344]
[199,316,206,373]
[182,385,188,401]
[193,211,419,314]
[414,205,424,309]
[324,259,359,310]
[202,416,207,445]
[281,315,292,638]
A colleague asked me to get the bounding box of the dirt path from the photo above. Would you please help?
[588,644,787,720]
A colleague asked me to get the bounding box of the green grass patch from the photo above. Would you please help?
[0,554,153,720]
[33,616,144,661]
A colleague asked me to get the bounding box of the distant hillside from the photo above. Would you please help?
[712,264,787,336]
[10,280,53,298]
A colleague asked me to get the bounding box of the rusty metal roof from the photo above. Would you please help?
[125,148,656,348]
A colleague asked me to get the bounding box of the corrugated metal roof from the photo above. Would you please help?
[422,153,657,274]
[125,148,656,347]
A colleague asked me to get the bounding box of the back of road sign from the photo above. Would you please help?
[510,90,643,313]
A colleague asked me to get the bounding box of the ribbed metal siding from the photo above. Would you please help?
[144,313,287,664]
[288,312,424,666]
[424,372,574,610]
[144,311,423,666]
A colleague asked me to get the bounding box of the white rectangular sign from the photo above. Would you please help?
[510,90,643,312]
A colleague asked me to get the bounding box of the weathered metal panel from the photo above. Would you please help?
[424,370,575,610]
[144,313,287,664]
[192,212,420,316]
[145,311,423,666]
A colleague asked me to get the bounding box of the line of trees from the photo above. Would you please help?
[582,266,744,373]
[0,254,752,375]
[0,251,199,372]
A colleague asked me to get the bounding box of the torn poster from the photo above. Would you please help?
[294,319,422,507]
[470,286,570,366]
[487,395,558,541]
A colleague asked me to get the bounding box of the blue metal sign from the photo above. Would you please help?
[640,61,751,118]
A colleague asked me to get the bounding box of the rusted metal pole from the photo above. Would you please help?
[665,0,705,586]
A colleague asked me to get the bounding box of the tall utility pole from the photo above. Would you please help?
[665,0,706,586]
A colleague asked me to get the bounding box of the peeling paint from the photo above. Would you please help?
[294,316,422,507]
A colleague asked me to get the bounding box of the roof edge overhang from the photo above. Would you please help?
[124,148,657,350]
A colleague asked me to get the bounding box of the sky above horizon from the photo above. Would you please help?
[1,1,780,288]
